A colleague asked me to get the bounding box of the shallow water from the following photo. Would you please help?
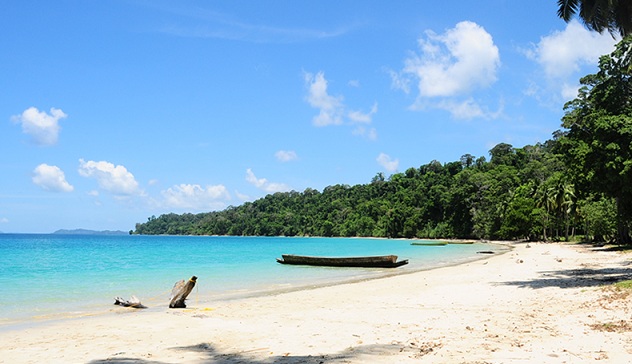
[0,234,503,327]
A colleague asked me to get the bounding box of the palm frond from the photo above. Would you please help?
[557,0,581,21]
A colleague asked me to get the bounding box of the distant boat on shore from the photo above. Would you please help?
[276,254,409,268]
[411,241,448,246]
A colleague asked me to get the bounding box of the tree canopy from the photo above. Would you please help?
[558,36,632,243]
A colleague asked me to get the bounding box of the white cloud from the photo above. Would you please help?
[389,69,411,94]
[348,103,378,124]
[275,150,298,162]
[304,72,379,138]
[245,168,290,193]
[161,184,230,210]
[526,20,617,100]
[78,159,141,196]
[528,20,617,81]
[304,71,344,126]
[392,21,500,119]
[12,107,67,146]
[376,153,399,173]
[32,164,74,192]
[410,21,499,97]
[436,98,485,120]
[0,217,8,224]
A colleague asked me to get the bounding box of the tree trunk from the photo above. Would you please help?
[616,197,632,244]
[169,276,197,308]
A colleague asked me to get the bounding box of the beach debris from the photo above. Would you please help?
[114,295,147,309]
[477,251,495,254]
[169,275,197,308]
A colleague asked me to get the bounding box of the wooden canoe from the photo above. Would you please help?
[276,254,408,268]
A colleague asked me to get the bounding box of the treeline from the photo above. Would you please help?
[134,37,632,243]
[134,140,614,242]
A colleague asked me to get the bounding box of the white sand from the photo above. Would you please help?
[1,242,631,363]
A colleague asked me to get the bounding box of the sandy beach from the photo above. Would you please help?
[1,242,631,363]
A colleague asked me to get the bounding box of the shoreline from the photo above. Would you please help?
[2,241,631,363]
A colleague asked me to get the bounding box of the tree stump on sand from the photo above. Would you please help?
[169,276,197,308]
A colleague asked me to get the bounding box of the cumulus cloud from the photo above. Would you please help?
[436,98,485,119]
[304,71,345,126]
[78,159,141,196]
[525,20,617,100]
[392,21,500,119]
[304,71,379,138]
[31,164,74,192]
[376,153,399,173]
[527,20,617,81]
[349,103,378,140]
[275,150,298,162]
[245,168,290,193]
[12,107,67,146]
[348,103,378,124]
[161,184,230,210]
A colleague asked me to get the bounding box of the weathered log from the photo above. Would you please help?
[114,295,147,309]
[169,275,197,308]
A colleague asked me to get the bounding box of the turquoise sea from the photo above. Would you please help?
[0,234,502,329]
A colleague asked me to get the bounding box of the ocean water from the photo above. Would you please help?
[0,234,502,328]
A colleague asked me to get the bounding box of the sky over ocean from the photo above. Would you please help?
[0,1,619,233]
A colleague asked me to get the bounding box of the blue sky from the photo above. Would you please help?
[1,1,620,233]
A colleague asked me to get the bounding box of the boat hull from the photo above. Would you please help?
[276,254,408,268]
[411,242,447,246]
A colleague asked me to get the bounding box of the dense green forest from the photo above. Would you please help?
[134,37,632,244]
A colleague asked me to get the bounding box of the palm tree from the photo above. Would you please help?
[533,182,555,241]
[552,181,576,241]
[557,0,632,37]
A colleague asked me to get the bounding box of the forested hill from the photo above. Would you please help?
[134,37,632,243]
[134,141,603,241]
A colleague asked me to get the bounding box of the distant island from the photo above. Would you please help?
[53,229,129,235]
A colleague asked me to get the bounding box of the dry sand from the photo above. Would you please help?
[1,242,632,363]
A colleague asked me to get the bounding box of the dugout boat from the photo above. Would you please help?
[276,254,408,268]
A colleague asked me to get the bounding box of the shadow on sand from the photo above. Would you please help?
[87,341,432,364]
[498,265,632,289]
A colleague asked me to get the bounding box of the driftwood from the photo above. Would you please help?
[114,295,147,309]
[169,275,197,308]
